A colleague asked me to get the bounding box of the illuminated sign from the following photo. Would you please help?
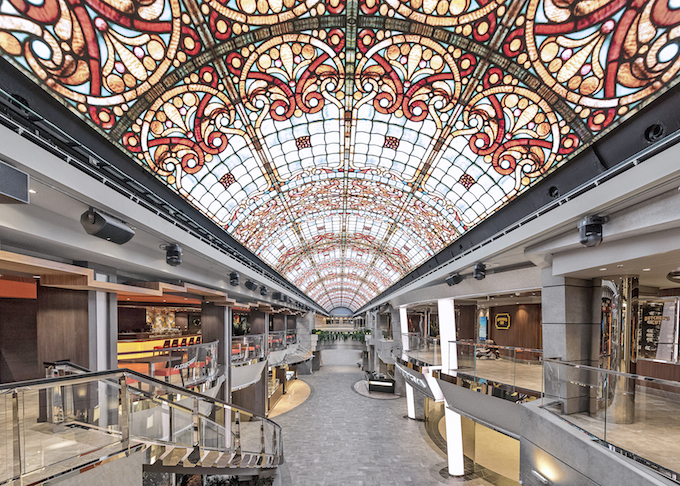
[495,313,511,330]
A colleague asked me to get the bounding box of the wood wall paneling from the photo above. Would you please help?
[489,305,542,356]
[36,285,90,369]
[0,298,40,382]
[457,305,476,341]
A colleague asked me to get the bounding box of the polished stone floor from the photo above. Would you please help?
[274,349,517,486]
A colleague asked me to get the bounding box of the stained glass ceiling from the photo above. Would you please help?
[1,0,679,311]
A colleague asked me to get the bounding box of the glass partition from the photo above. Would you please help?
[542,359,680,479]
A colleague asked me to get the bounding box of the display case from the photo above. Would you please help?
[637,298,678,362]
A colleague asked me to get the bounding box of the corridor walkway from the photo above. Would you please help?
[273,350,517,486]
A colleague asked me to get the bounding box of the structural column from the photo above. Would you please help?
[541,267,597,414]
[398,306,417,420]
[201,302,232,402]
[438,298,465,477]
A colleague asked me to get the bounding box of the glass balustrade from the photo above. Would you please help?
[0,368,283,485]
[542,359,680,478]
[286,329,297,346]
[231,334,265,364]
[446,341,543,393]
[118,341,218,387]
[268,331,286,352]
[402,333,441,365]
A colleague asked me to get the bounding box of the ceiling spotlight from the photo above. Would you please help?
[229,272,240,286]
[445,273,464,286]
[260,285,268,296]
[642,268,651,272]
[578,215,608,247]
[473,263,486,280]
[245,280,258,291]
[160,243,182,266]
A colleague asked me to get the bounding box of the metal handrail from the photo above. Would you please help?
[543,358,680,388]
[449,340,543,354]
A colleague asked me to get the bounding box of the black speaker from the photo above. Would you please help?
[0,160,29,204]
[272,291,282,300]
[230,272,240,286]
[80,208,135,244]
[245,280,258,291]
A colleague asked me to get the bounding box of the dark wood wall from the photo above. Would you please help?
[0,298,40,382]
[250,310,266,334]
[230,367,267,416]
[118,307,146,332]
[457,305,476,340]
[489,304,542,350]
[271,315,285,331]
[36,286,90,369]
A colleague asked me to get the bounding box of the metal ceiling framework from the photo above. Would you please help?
[1,0,679,311]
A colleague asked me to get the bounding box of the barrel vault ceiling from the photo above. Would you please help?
[1,0,679,311]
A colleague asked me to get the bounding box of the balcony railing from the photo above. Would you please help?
[118,341,218,387]
[446,341,543,393]
[542,359,680,480]
[286,329,297,345]
[231,334,265,364]
[0,368,283,485]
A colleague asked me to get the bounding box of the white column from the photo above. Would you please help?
[399,306,409,351]
[438,298,465,476]
[399,306,416,419]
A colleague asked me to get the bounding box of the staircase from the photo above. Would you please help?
[0,367,283,485]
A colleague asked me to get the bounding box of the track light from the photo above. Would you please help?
[160,243,182,266]
[229,272,239,286]
[578,215,608,247]
[473,263,486,280]
[260,285,267,296]
[445,274,464,286]
[245,280,258,291]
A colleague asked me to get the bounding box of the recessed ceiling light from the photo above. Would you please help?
[642,268,651,271]
[516,302,520,304]
[28,189,37,194]
[33,275,40,278]
[599,268,607,271]
[617,264,624,268]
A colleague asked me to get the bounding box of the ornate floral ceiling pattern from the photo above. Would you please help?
[1,0,679,311]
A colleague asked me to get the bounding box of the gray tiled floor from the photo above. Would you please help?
[274,349,509,486]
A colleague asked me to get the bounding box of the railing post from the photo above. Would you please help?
[259,420,265,465]
[192,397,200,448]
[118,376,129,450]
[12,390,22,478]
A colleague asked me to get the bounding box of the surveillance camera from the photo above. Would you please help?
[578,215,608,247]
[445,274,464,286]
[473,263,486,280]
[161,244,182,266]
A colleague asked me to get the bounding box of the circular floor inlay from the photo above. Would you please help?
[352,379,401,399]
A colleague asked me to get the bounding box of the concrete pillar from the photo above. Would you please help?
[201,303,232,402]
[541,267,596,414]
[438,297,465,477]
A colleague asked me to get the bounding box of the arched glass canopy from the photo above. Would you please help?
[1,0,679,311]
